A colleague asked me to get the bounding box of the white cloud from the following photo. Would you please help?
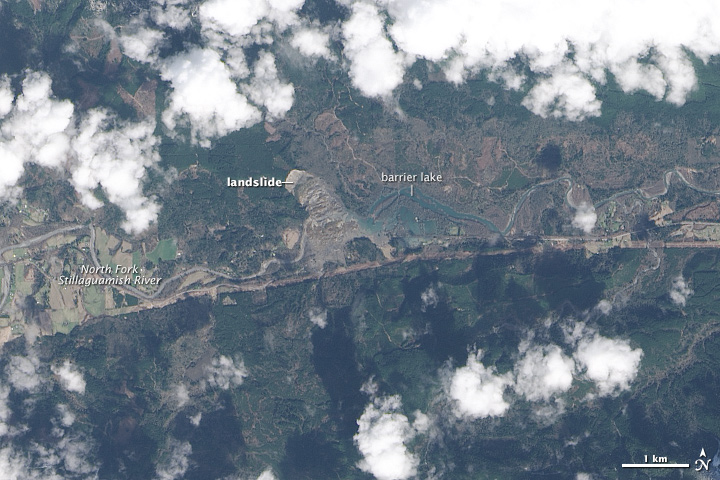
[448,350,512,419]
[669,275,693,306]
[0,427,99,479]
[411,410,431,434]
[152,0,192,30]
[307,308,327,328]
[199,0,302,50]
[146,0,307,148]
[161,48,262,147]
[562,321,643,397]
[0,447,61,480]
[657,48,698,106]
[572,203,597,234]
[361,377,379,397]
[291,27,332,59]
[155,439,192,480]
[0,71,163,234]
[562,321,593,346]
[10,72,75,165]
[51,361,86,394]
[0,386,10,437]
[514,343,575,402]
[35,435,98,476]
[488,67,525,91]
[71,109,161,234]
[189,412,202,426]
[119,24,165,63]
[0,448,37,480]
[0,76,12,118]
[576,473,593,480]
[521,64,602,120]
[10,72,75,169]
[257,468,278,480]
[243,51,294,119]
[202,0,269,39]
[420,284,439,312]
[205,355,248,390]
[595,300,612,315]
[6,354,43,393]
[56,404,76,428]
[574,334,643,397]
[439,323,642,422]
[354,395,419,480]
[342,3,406,98]
[194,0,304,83]
[611,59,666,100]
[532,399,567,423]
[200,0,270,39]
[174,384,190,408]
[332,0,720,119]
[0,72,73,200]
[0,354,99,479]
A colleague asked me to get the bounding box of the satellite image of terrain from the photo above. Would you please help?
[2,0,720,479]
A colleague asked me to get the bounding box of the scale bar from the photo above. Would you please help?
[622,464,689,468]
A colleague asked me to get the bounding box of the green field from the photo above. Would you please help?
[147,238,177,264]
[83,286,105,316]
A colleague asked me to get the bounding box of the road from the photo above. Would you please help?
[0,225,85,312]
[4,215,720,315]
[0,224,85,258]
